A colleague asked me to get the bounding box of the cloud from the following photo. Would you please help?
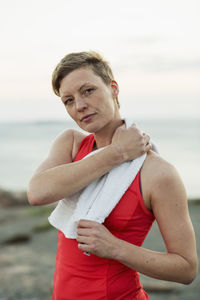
[140,57,200,72]
[114,55,200,73]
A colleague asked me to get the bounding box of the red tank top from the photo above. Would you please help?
[52,134,155,300]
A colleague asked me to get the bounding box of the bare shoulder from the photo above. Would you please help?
[143,150,181,182]
[48,129,86,159]
[143,150,187,209]
[33,129,86,175]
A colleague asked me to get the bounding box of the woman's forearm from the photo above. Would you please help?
[28,124,151,205]
[28,145,124,205]
[113,239,197,284]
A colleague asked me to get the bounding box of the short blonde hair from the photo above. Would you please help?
[52,51,120,108]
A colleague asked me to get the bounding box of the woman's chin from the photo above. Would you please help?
[76,122,99,133]
[76,118,111,134]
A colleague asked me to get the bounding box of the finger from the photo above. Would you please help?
[78,242,91,252]
[77,227,91,236]
[143,133,150,145]
[145,143,152,152]
[77,219,98,228]
[76,235,91,245]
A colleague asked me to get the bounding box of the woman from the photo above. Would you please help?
[28,51,198,299]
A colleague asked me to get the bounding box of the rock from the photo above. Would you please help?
[0,233,31,246]
[0,188,28,207]
[32,221,53,233]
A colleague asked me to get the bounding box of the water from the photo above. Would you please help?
[0,118,199,198]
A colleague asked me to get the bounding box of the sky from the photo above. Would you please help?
[0,0,200,122]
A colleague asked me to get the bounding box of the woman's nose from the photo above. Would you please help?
[75,98,87,111]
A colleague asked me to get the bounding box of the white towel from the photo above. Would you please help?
[48,119,146,239]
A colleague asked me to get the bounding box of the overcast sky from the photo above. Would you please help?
[0,0,200,122]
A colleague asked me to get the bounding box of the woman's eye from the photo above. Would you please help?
[65,98,73,105]
[85,88,94,94]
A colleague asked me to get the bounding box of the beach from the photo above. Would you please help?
[0,190,199,300]
[0,118,199,298]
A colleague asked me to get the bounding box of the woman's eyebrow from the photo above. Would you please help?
[78,82,92,92]
[61,82,93,100]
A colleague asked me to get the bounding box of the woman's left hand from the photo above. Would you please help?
[76,219,119,258]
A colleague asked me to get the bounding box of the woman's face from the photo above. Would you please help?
[59,67,120,133]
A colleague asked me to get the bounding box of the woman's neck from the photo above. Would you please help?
[93,117,124,149]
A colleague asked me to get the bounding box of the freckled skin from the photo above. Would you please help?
[59,67,122,148]
[60,68,197,284]
[28,66,198,285]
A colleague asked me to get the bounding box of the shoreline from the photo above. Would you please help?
[0,186,200,208]
[0,191,199,299]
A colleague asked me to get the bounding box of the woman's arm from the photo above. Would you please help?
[27,124,150,205]
[76,156,198,284]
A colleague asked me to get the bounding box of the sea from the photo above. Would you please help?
[0,118,199,199]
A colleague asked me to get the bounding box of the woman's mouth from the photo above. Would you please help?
[81,114,96,122]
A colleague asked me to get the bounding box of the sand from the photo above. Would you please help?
[0,200,199,300]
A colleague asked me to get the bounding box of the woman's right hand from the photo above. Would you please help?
[111,123,151,162]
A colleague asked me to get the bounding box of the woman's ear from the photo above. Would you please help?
[111,80,119,98]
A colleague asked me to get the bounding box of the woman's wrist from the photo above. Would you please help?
[108,237,129,261]
[107,144,126,164]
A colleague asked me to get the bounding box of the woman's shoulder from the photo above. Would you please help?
[143,151,178,183]
[48,129,87,161]
[53,129,95,160]
[143,151,184,197]
[145,151,177,178]
[72,130,88,159]
[141,151,186,211]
